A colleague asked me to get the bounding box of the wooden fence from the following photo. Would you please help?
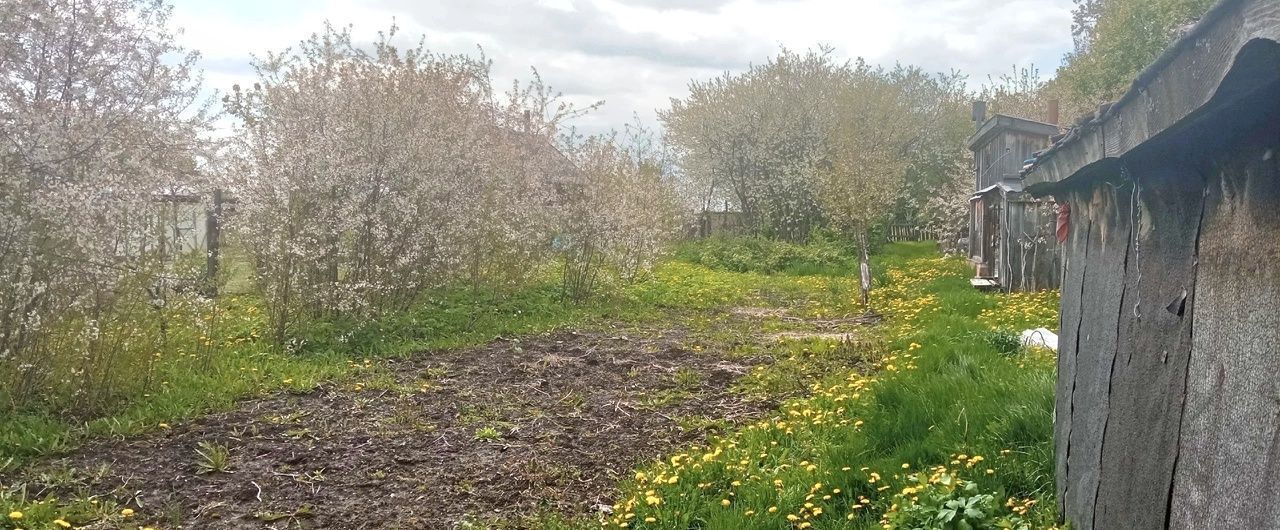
[884,225,942,242]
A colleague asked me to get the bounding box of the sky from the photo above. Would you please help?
[170,0,1077,134]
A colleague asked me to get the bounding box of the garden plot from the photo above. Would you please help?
[7,328,776,529]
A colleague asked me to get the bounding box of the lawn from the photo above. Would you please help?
[597,244,1063,530]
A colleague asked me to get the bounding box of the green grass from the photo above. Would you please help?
[598,244,1062,529]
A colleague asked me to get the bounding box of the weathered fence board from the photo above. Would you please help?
[1061,184,1131,530]
[1053,197,1088,514]
[1092,164,1203,529]
[1171,135,1280,529]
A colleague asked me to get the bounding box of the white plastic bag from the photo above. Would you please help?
[1020,327,1058,351]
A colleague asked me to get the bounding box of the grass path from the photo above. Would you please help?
[595,246,1062,530]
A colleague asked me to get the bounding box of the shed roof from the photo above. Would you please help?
[969,181,1025,202]
[1025,0,1280,197]
[966,114,1060,151]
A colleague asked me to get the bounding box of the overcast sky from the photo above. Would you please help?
[171,0,1076,134]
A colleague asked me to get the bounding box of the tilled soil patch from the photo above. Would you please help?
[12,327,774,529]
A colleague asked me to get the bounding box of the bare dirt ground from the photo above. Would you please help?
[15,325,779,529]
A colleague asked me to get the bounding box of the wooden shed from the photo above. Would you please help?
[1024,0,1280,527]
[967,114,1061,291]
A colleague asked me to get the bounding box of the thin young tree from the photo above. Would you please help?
[817,64,958,306]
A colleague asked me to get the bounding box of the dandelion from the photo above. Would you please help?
[8,511,22,519]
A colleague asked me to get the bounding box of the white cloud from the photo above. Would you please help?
[170,0,1075,135]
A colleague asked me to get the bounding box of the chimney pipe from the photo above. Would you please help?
[1047,99,1060,126]
[972,101,987,128]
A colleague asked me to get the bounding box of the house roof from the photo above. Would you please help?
[1025,0,1280,197]
[492,125,583,187]
[966,114,1060,151]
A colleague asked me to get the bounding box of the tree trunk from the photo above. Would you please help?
[858,229,872,308]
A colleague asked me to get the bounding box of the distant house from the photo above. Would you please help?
[689,210,745,239]
[492,124,583,201]
[966,110,1061,291]
[149,192,214,257]
[1024,0,1280,527]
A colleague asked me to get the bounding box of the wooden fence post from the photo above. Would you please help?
[204,189,223,297]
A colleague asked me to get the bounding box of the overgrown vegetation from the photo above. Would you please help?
[1,240,1063,529]
[674,235,860,276]
[0,238,869,468]
[0,0,682,430]
[599,244,1062,530]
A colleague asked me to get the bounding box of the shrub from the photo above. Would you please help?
[0,0,213,416]
[675,235,857,275]
[557,126,684,302]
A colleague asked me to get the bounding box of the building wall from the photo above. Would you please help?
[974,136,1005,190]
[118,198,210,260]
[975,129,1053,190]
[1055,122,1280,530]
[998,197,1059,292]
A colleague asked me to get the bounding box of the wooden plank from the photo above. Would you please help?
[1171,135,1280,529]
[1054,189,1090,514]
[1091,163,1204,529]
[1063,183,1132,530]
[969,278,999,289]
